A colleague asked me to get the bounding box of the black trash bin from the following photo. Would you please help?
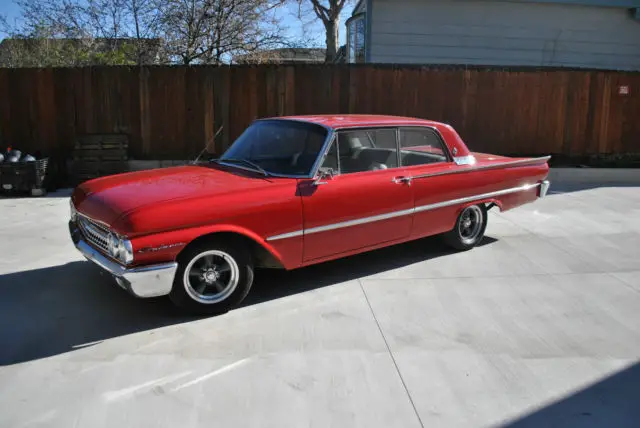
[0,157,49,196]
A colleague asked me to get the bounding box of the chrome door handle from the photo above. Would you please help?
[392,176,412,186]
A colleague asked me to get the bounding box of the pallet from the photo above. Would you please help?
[72,134,129,183]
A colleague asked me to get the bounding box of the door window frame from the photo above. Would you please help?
[318,126,404,176]
[397,126,454,166]
[317,125,456,177]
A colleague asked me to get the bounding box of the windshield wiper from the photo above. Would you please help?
[213,158,270,176]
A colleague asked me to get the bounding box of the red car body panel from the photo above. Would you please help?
[71,115,550,271]
[298,167,415,262]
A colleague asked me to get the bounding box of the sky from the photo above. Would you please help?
[0,0,350,46]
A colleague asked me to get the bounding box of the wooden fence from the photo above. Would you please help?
[0,65,639,165]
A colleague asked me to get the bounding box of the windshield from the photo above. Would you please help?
[219,120,329,176]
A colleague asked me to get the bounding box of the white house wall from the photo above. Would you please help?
[369,0,640,70]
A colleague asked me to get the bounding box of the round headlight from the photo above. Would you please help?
[119,239,134,264]
[108,234,120,258]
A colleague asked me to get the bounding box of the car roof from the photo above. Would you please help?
[271,114,447,130]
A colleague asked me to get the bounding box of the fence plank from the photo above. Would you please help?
[0,65,638,164]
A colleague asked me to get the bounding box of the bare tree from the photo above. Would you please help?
[156,0,288,65]
[85,0,160,64]
[1,0,293,67]
[129,0,161,63]
[294,0,353,62]
[0,0,96,67]
[1,0,163,66]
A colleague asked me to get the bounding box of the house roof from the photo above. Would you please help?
[358,0,640,10]
[352,0,366,15]
[233,48,326,64]
[505,0,640,7]
[0,37,163,65]
[0,37,162,51]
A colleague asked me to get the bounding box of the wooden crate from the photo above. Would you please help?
[72,134,129,183]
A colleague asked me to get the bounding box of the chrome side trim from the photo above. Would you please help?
[136,242,186,254]
[410,156,552,180]
[266,230,304,242]
[413,182,540,213]
[305,207,415,236]
[265,182,543,242]
[265,208,415,242]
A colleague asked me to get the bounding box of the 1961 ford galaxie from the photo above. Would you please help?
[69,115,551,314]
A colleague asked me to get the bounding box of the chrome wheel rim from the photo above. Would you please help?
[458,205,483,245]
[183,250,239,304]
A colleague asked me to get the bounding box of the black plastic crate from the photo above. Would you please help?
[0,158,49,196]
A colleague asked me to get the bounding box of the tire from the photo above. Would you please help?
[443,204,488,251]
[169,238,254,315]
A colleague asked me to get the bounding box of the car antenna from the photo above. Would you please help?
[192,126,224,165]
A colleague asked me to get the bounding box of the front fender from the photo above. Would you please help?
[129,223,293,269]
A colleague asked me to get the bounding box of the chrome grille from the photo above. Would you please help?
[78,216,111,255]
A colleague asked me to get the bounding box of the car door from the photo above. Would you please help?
[300,127,414,262]
[397,126,463,238]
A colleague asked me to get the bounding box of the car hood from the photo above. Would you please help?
[72,165,275,233]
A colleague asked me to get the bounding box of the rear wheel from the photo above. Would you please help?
[169,239,254,315]
[443,204,488,250]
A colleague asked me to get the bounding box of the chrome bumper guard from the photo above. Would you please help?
[539,180,551,198]
[69,221,177,298]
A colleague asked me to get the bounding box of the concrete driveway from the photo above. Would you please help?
[0,181,639,428]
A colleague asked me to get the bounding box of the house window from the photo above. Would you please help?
[347,14,366,63]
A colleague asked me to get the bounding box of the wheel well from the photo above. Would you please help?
[483,200,503,211]
[177,232,284,269]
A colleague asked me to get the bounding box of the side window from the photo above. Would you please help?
[399,128,449,166]
[370,129,397,150]
[336,129,399,174]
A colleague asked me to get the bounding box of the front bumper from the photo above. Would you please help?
[69,221,177,298]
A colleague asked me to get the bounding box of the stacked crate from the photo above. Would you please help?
[72,134,129,184]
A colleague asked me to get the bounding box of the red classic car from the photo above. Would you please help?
[69,115,550,314]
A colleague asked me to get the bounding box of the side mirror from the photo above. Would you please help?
[313,168,335,186]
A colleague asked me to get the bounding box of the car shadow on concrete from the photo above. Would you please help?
[0,235,495,366]
[502,361,640,428]
[0,261,187,366]
[244,235,496,307]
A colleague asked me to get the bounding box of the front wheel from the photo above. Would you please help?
[169,239,254,315]
[443,204,488,251]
